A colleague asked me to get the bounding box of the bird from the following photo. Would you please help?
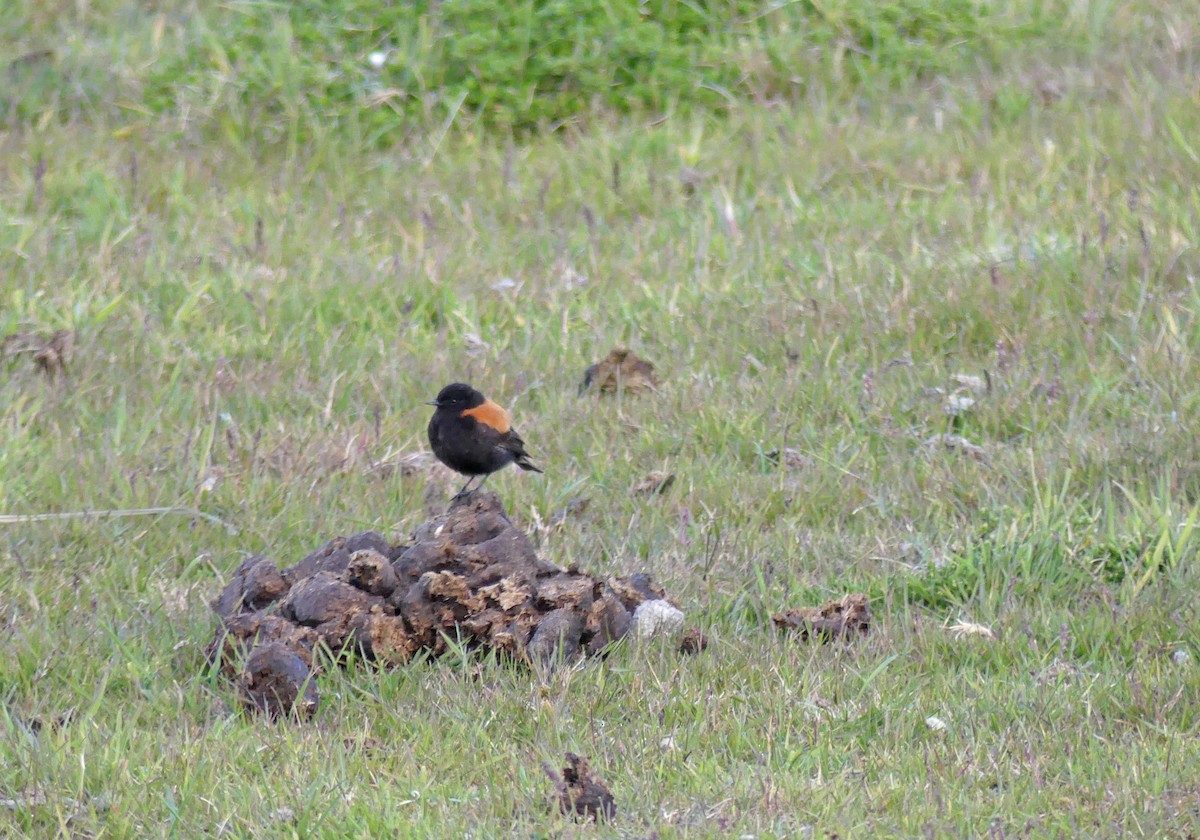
[426,383,543,499]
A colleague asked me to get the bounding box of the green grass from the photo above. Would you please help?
[6,0,1092,134]
[4,0,1200,836]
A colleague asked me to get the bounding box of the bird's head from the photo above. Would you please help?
[427,382,484,411]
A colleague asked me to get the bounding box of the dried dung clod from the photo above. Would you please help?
[773,593,871,642]
[547,753,617,822]
[765,447,812,471]
[2,329,73,378]
[632,471,675,496]
[678,627,709,655]
[238,642,319,719]
[346,549,398,596]
[580,346,658,395]
[549,496,590,527]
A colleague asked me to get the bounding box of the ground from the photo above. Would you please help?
[2,1,1200,836]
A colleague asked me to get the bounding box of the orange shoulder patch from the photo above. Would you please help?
[462,399,511,433]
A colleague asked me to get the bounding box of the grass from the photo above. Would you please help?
[5,0,1087,134]
[3,0,1200,836]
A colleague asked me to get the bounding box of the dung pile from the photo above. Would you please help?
[208,492,676,717]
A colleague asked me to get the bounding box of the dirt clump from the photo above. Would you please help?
[208,492,676,717]
[546,753,616,822]
[773,593,871,642]
[579,346,658,395]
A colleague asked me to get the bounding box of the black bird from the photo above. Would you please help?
[426,383,542,499]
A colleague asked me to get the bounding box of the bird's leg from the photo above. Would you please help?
[452,476,478,501]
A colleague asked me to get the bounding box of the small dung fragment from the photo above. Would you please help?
[239,642,319,719]
[585,594,633,654]
[210,553,287,620]
[548,496,590,528]
[1,329,73,378]
[679,166,707,195]
[925,715,948,732]
[924,433,986,460]
[547,753,616,822]
[764,447,812,471]
[678,627,708,655]
[773,593,871,642]
[632,471,675,496]
[580,346,658,395]
[943,394,976,416]
[951,373,988,394]
[347,611,416,665]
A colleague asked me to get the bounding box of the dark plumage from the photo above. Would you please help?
[427,383,542,499]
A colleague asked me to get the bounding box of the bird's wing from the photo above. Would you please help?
[499,428,543,473]
[461,399,510,433]
[498,428,528,455]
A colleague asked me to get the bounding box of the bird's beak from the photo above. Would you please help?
[425,400,440,407]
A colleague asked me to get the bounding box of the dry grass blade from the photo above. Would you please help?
[944,619,997,640]
[0,507,237,533]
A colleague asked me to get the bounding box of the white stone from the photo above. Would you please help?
[633,599,685,639]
